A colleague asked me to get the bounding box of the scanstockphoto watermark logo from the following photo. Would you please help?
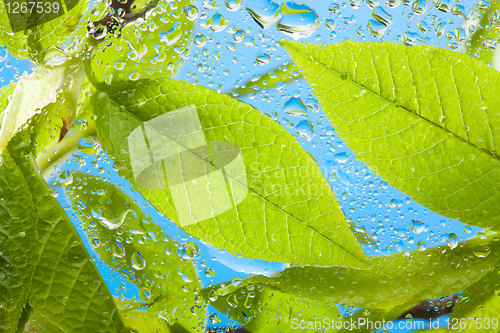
[128,105,248,227]
[290,317,445,331]
[128,105,339,226]
[1,0,77,31]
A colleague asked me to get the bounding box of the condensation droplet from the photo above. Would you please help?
[283,97,307,116]
[473,245,491,258]
[59,170,73,185]
[210,13,228,32]
[226,0,243,11]
[276,2,319,39]
[178,242,200,261]
[411,220,428,234]
[194,33,207,47]
[131,252,146,270]
[183,5,199,21]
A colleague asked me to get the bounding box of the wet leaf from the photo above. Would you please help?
[205,285,341,332]
[0,58,85,153]
[281,40,500,230]
[0,150,37,332]
[67,173,206,331]
[449,260,500,332]
[7,129,127,332]
[93,78,370,268]
[90,0,194,83]
[214,234,500,309]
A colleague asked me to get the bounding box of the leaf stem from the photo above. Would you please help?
[37,122,96,175]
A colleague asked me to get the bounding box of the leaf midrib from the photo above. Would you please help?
[103,87,369,267]
[284,41,500,163]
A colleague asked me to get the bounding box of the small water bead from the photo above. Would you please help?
[194,33,207,47]
[387,0,401,7]
[478,0,490,9]
[256,53,271,65]
[451,5,468,19]
[343,15,356,24]
[232,277,242,286]
[203,0,217,10]
[473,245,491,257]
[104,73,113,85]
[417,241,427,251]
[441,233,458,249]
[210,13,228,32]
[178,242,200,261]
[226,42,237,51]
[91,238,101,248]
[325,19,335,30]
[295,120,315,141]
[435,22,447,37]
[183,5,198,21]
[91,208,131,230]
[433,0,450,12]
[242,36,256,46]
[412,0,427,15]
[366,0,379,8]
[418,20,431,33]
[351,0,361,9]
[111,242,126,258]
[225,0,243,11]
[131,252,146,270]
[233,30,245,42]
[139,288,151,302]
[129,70,140,81]
[410,219,428,234]
[483,38,497,51]
[283,97,307,116]
[204,267,216,277]
[372,7,393,26]
[59,170,73,185]
[329,3,340,13]
[209,313,221,324]
[75,118,88,131]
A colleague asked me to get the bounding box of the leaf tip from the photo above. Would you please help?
[278,38,298,50]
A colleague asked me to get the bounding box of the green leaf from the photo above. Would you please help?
[214,234,500,309]
[26,308,65,332]
[16,301,33,333]
[92,78,369,268]
[0,58,85,153]
[449,261,500,332]
[67,173,206,331]
[0,0,88,61]
[90,0,193,84]
[206,285,342,333]
[7,130,128,332]
[280,40,500,230]
[0,150,37,332]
